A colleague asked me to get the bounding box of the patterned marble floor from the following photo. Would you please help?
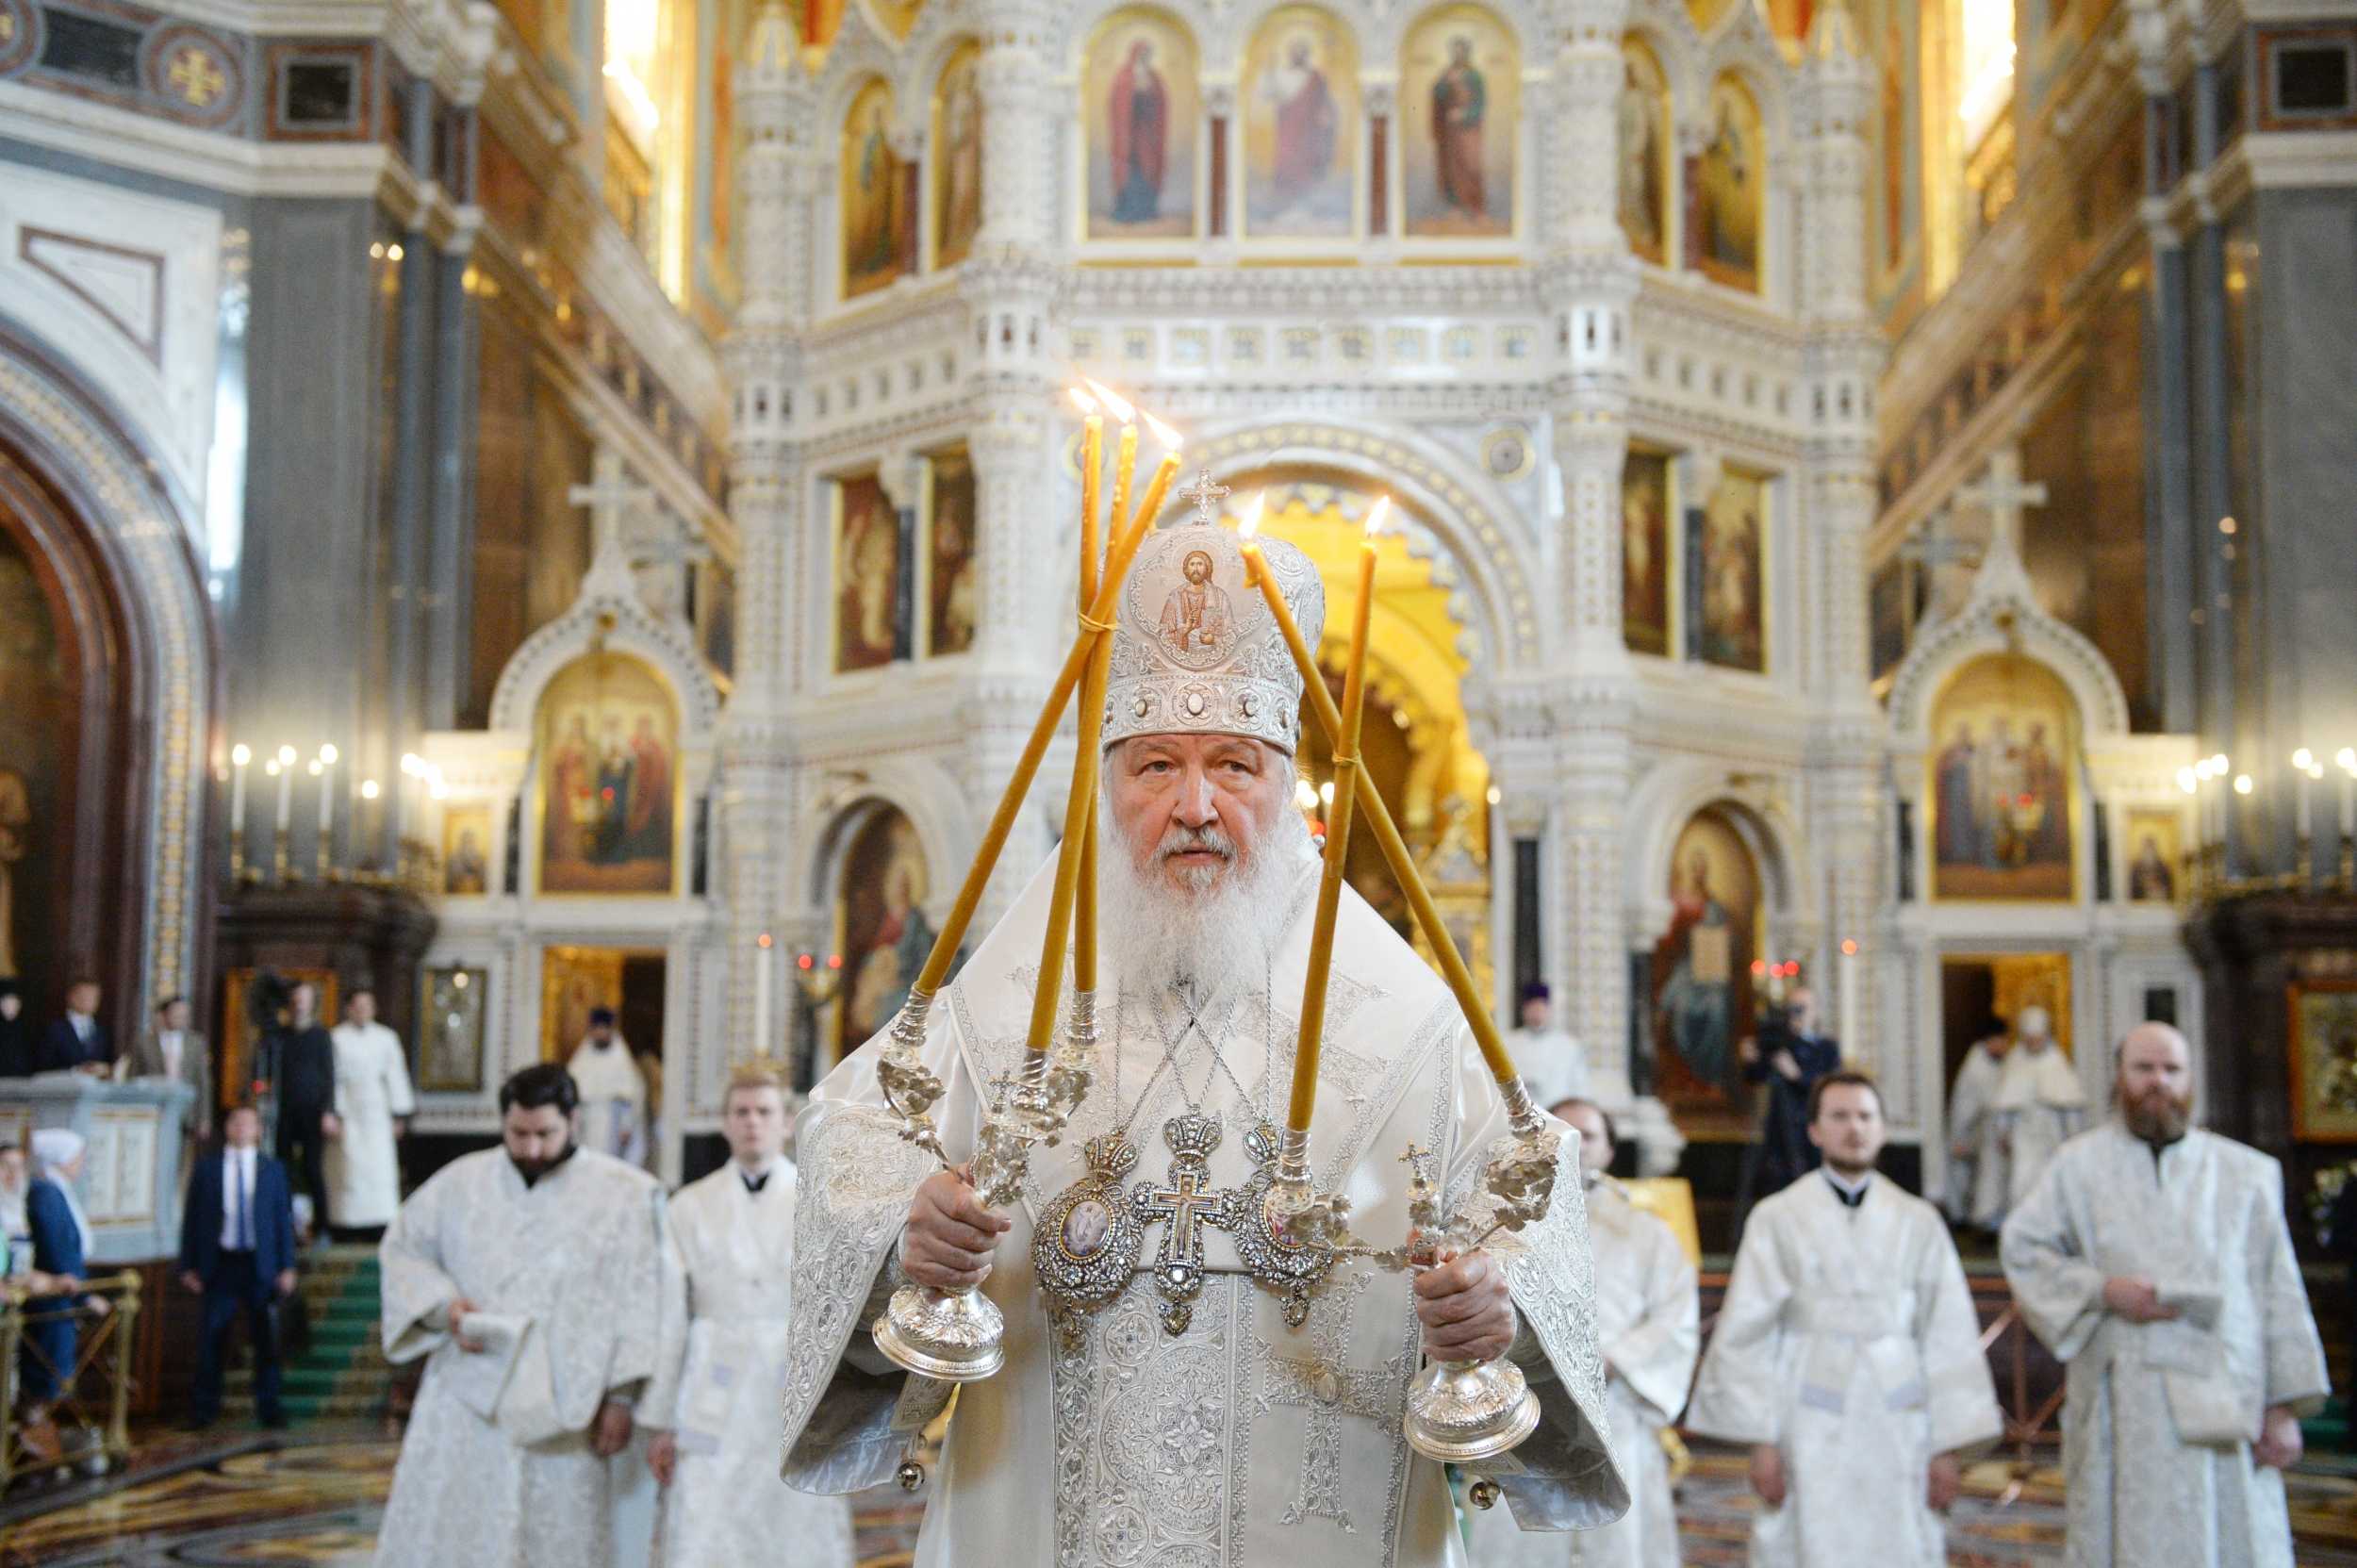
[6,1428,2357,1566]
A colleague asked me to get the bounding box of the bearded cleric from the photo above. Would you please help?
[781,511,1626,1566]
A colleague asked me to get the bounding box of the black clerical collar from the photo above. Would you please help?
[513,1143,580,1188]
[741,1169,769,1194]
[1822,1168,1873,1208]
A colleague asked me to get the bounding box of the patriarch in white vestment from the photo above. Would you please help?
[373,1063,664,1568]
[1688,1071,2002,1568]
[645,1061,854,1567]
[780,514,1628,1568]
[324,988,416,1233]
[2001,1022,2327,1568]
[1469,1098,1696,1568]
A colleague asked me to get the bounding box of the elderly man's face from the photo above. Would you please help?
[1107,734,1291,898]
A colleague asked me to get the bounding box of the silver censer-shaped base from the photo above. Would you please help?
[869,989,1099,1384]
[1402,1355,1541,1462]
[872,1280,1009,1381]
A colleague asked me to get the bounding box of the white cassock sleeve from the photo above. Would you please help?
[379,1173,461,1363]
[383,1031,417,1120]
[1998,1158,2111,1363]
[1443,1036,1629,1532]
[1609,1224,1701,1427]
[643,1197,692,1431]
[782,1009,966,1493]
[1914,1213,2003,1456]
[2244,1163,2331,1415]
[1683,1208,1791,1446]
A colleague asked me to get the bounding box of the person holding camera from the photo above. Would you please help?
[1740,984,1842,1197]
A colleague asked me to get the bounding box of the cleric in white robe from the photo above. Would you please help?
[1505,983,1590,1110]
[1687,1071,2001,1568]
[1943,1020,2007,1224]
[644,1061,854,1567]
[2001,1022,2327,1568]
[780,514,1626,1568]
[1966,1006,2086,1230]
[1469,1099,1696,1568]
[324,988,416,1234]
[374,1063,664,1568]
[570,1008,651,1166]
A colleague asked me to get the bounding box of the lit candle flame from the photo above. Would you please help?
[1141,410,1182,453]
[1068,386,1099,417]
[265,759,281,777]
[319,743,338,766]
[2233,773,2253,796]
[360,779,381,801]
[2176,767,2197,794]
[1083,379,1134,424]
[2341,748,2357,774]
[1362,496,1392,541]
[276,744,297,767]
[2210,752,2229,773]
[307,759,322,777]
[231,743,252,767]
[2295,748,2316,771]
[1236,491,1266,542]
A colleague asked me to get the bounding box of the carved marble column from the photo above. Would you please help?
[1798,8,1886,1061]
[1539,0,1640,1094]
[715,8,816,1066]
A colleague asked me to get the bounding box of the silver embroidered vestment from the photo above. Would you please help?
[781,855,1629,1568]
[2000,1123,2327,1567]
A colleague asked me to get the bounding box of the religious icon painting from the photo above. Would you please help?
[924,448,979,658]
[1927,653,2080,902]
[1618,36,1672,265]
[1241,6,1360,240]
[1649,807,1761,1134]
[418,966,489,1093]
[932,41,984,270]
[1692,73,1765,292]
[1400,5,1519,239]
[1083,8,1202,241]
[1878,0,1917,276]
[2290,982,2357,1142]
[840,78,910,299]
[1695,468,1768,673]
[1621,448,1673,656]
[832,473,902,672]
[441,804,494,896]
[536,652,680,896]
[834,803,933,1065]
[0,519,73,1000]
[2123,808,2184,905]
[537,945,626,1065]
[1870,557,1911,682]
[221,968,339,1101]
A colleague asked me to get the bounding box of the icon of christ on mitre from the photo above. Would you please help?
[782,507,1629,1567]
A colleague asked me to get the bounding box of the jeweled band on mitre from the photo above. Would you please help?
[1099,511,1326,754]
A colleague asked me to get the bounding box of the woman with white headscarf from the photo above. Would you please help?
[21,1128,94,1414]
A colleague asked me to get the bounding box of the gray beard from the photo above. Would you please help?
[1096,793,1312,1004]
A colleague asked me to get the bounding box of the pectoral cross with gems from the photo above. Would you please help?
[1135,1113,1232,1334]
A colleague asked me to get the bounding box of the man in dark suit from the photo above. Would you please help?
[1739,983,1843,1199]
[36,978,112,1076]
[264,983,336,1239]
[178,1103,297,1429]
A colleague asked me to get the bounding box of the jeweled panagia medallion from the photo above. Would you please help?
[1225,1120,1340,1327]
[1034,1133,1148,1312]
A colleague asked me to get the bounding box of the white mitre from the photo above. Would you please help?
[1099,500,1325,753]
